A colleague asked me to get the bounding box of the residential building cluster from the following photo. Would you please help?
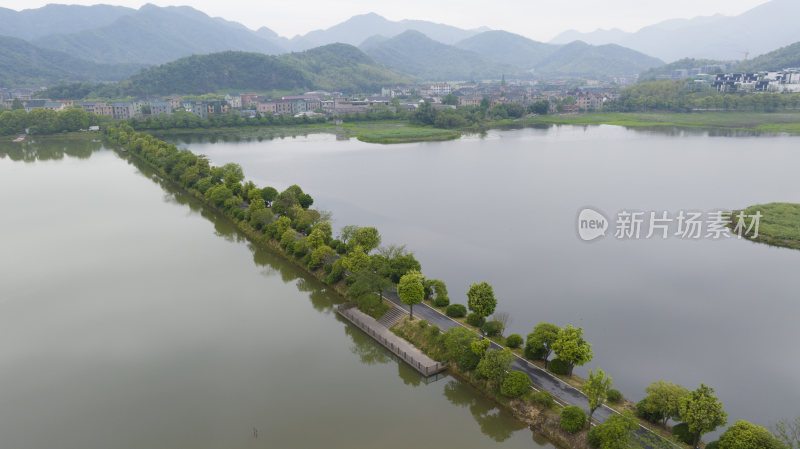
[2,78,627,119]
[712,68,800,93]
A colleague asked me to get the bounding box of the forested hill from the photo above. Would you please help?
[736,41,800,72]
[0,35,142,87]
[46,44,411,98]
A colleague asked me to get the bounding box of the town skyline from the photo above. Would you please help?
[2,0,771,42]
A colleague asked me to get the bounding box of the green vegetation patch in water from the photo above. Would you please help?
[732,202,800,250]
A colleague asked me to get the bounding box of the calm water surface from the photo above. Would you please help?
[0,139,549,449]
[175,125,800,429]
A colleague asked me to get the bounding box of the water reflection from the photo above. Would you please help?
[443,380,527,442]
[0,136,102,161]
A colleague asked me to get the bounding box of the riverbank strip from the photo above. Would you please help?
[521,111,800,134]
[106,127,677,449]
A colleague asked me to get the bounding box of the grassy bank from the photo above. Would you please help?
[149,120,461,144]
[730,202,800,250]
[525,111,800,134]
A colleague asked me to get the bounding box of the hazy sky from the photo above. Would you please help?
[4,0,772,41]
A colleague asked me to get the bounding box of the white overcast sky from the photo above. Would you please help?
[4,0,771,41]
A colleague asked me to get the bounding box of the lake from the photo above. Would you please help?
[172,124,800,430]
[0,138,550,449]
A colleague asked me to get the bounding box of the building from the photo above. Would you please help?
[256,102,277,115]
[430,83,451,96]
[149,101,172,115]
[112,102,134,120]
[458,97,482,107]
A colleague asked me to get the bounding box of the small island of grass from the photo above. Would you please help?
[731,202,800,250]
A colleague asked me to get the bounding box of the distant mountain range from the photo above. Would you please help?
[551,0,800,62]
[32,4,284,64]
[361,29,661,80]
[3,1,800,90]
[452,32,663,78]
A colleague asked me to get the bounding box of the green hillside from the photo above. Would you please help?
[363,30,523,81]
[40,44,409,98]
[737,41,800,72]
[0,35,142,87]
[277,43,411,92]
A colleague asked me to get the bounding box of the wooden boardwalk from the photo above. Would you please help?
[337,304,446,377]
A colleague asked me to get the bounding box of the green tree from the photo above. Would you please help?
[560,406,588,433]
[309,245,335,269]
[552,325,593,377]
[467,281,497,320]
[260,186,278,205]
[719,420,783,449]
[501,371,531,398]
[679,384,728,449]
[342,245,370,274]
[348,226,381,253]
[642,380,689,427]
[398,270,425,319]
[11,98,23,110]
[471,338,491,357]
[442,326,478,362]
[442,93,459,105]
[280,229,297,249]
[525,322,560,368]
[588,412,638,449]
[476,348,514,388]
[584,368,613,424]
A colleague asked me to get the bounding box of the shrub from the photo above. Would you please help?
[344,276,357,286]
[482,320,503,336]
[456,349,481,371]
[560,406,587,433]
[524,344,546,360]
[446,304,467,318]
[433,296,450,307]
[501,371,531,398]
[672,423,693,445]
[635,399,662,424]
[531,391,555,409]
[506,334,523,348]
[426,324,441,340]
[607,389,622,403]
[466,312,485,327]
[587,425,602,447]
[705,441,719,449]
[548,358,569,375]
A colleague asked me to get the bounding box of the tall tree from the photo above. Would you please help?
[643,380,689,427]
[526,322,560,368]
[476,348,514,389]
[552,325,593,377]
[679,384,728,449]
[467,281,497,319]
[398,270,425,320]
[585,368,613,424]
